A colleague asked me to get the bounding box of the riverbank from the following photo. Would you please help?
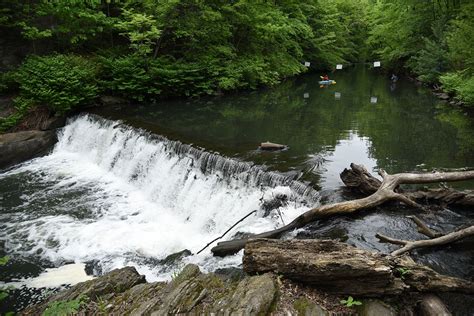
[21,237,468,315]
[17,262,402,315]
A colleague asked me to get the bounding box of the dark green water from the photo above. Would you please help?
[91,65,474,189]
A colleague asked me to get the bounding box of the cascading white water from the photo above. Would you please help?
[0,114,318,281]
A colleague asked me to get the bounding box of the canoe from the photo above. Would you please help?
[318,80,336,85]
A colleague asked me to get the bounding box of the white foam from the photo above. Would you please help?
[0,115,313,281]
[4,263,93,289]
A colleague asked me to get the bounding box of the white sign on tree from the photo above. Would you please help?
[373,61,381,67]
[336,64,343,70]
[304,61,311,67]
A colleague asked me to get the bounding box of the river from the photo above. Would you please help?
[1,65,473,313]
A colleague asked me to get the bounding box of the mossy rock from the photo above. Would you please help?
[293,297,329,316]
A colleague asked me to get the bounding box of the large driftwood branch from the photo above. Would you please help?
[341,164,474,206]
[376,225,474,256]
[243,239,474,295]
[211,165,474,256]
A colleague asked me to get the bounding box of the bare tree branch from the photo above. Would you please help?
[407,215,442,238]
[377,225,474,256]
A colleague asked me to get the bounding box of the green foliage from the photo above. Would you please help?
[0,256,10,307]
[396,267,411,280]
[446,3,474,72]
[408,20,449,83]
[0,97,32,133]
[0,256,9,266]
[0,71,17,93]
[1,0,372,101]
[42,295,87,316]
[99,55,154,101]
[340,296,362,307]
[440,72,474,105]
[25,1,112,48]
[115,9,161,56]
[15,55,99,114]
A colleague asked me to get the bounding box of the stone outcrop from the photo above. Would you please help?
[21,266,146,315]
[22,264,277,315]
[0,130,57,169]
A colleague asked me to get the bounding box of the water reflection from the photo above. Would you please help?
[319,132,378,188]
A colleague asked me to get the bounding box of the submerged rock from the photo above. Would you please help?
[0,130,57,169]
[159,249,192,266]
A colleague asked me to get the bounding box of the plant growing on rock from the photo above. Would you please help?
[340,296,362,307]
[397,267,411,280]
[42,294,88,316]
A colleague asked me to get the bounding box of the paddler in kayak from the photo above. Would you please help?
[319,74,336,87]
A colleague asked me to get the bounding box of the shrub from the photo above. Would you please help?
[148,58,217,97]
[440,71,474,106]
[0,97,33,133]
[408,37,448,83]
[99,55,156,101]
[15,55,99,114]
[0,71,18,94]
[99,55,218,100]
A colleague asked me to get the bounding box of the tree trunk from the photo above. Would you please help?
[243,239,474,296]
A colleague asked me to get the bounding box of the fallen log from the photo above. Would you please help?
[341,163,474,206]
[243,239,474,296]
[211,165,474,256]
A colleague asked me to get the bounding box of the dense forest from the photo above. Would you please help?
[0,0,473,132]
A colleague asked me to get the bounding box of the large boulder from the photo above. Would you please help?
[0,130,57,169]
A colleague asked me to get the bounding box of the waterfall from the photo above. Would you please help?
[0,114,319,281]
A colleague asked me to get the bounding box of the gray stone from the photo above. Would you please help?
[21,266,146,315]
[212,273,276,315]
[357,299,397,316]
[436,93,450,100]
[159,249,192,266]
[419,294,451,316]
[293,297,329,316]
[0,130,57,169]
[39,115,66,131]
